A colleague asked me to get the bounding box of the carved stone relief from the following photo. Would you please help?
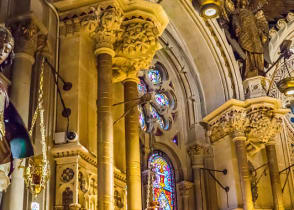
[203,98,288,156]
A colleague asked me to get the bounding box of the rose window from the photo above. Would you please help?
[137,63,176,134]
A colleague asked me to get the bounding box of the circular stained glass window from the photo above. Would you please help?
[138,106,147,131]
[148,70,162,85]
[138,80,147,95]
[155,93,169,108]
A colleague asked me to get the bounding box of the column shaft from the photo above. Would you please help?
[266,144,284,210]
[97,53,114,210]
[193,167,203,210]
[234,138,254,210]
[124,80,142,210]
[2,53,34,210]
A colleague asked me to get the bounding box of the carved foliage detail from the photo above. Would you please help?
[208,105,284,155]
[113,16,160,82]
[91,6,123,50]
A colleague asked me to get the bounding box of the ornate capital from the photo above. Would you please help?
[113,15,161,82]
[188,144,205,168]
[8,18,39,55]
[188,144,204,157]
[203,97,289,156]
[91,5,123,53]
[245,105,284,156]
[206,107,248,143]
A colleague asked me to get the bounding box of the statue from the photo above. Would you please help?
[0,26,34,192]
[220,0,269,79]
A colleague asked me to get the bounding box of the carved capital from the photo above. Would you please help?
[113,16,161,83]
[188,144,205,168]
[208,107,248,143]
[8,19,39,55]
[203,97,288,156]
[178,181,193,197]
[91,6,123,53]
[246,105,284,156]
[188,144,204,157]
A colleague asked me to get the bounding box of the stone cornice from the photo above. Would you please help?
[51,142,97,167]
[114,168,127,183]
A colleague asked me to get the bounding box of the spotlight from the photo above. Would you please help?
[277,77,294,96]
[193,0,222,19]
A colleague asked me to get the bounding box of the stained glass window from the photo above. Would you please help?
[138,80,147,94]
[149,152,176,210]
[148,70,162,85]
[139,106,147,131]
[155,93,169,108]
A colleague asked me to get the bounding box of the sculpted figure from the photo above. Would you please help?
[0,26,34,192]
[221,0,269,79]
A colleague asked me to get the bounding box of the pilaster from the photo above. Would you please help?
[188,144,205,210]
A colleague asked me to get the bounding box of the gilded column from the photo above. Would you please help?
[92,6,122,210]
[124,78,142,210]
[188,144,205,210]
[2,19,38,210]
[233,134,254,210]
[266,141,284,210]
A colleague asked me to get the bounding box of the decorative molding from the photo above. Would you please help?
[202,97,289,156]
[267,12,294,63]
[51,142,97,166]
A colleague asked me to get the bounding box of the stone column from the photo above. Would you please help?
[233,134,254,210]
[91,6,122,210]
[266,141,284,210]
[2,19,38,210]
[96,50,114,210]
[188,144,205,210]
[178,181,193,210]
[124,79,142,210]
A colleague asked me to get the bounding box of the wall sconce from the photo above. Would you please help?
[192,0,222,19]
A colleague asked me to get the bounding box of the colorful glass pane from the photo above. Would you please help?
[155,93,169,107]
[149,152,176,210]
[138,106,147,131]
[150,105,160,119]
[138,80,147,94]
[150,106,169,130]
[148,70,162,85]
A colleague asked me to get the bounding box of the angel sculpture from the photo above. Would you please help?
[220,0,269,79]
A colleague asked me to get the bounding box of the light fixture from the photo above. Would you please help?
[266,40,294,96]
[193,0,222,19]
[277,77,294,96]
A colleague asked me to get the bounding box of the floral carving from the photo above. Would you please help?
[204,99,288,156]
[113,16,161,82]
[91,6,123,50]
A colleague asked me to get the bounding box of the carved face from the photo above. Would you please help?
[0,27,14,65]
